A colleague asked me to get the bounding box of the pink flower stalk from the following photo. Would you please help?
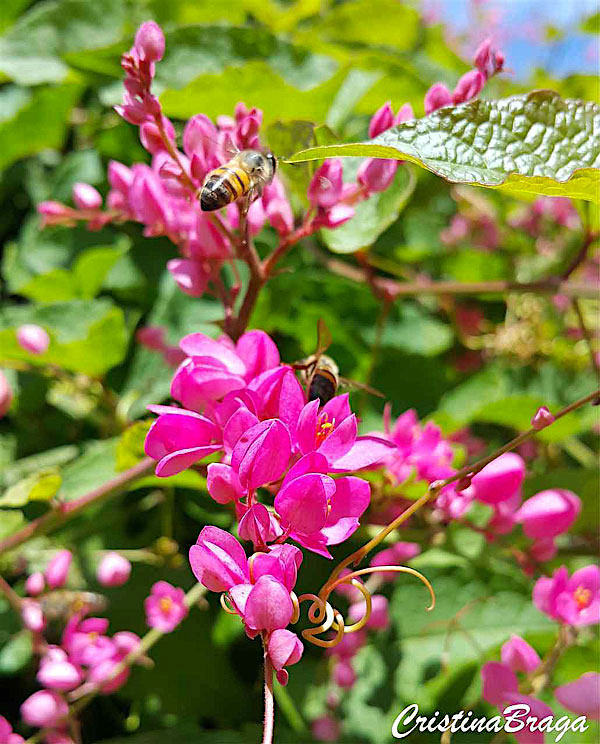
[267,629,303,685]
[97,552,132,587]
[20,691,68,729]
[25,571,45,596]
[45,550,72,589]
[0,716,25,744]
[516,489,581,539]
[531,406,555,429]
[16,325,50,355]
[500,635,541,674]
[554,673,600,719]
[21,600,46,633]
[0,371,12,418]
[144,582,188,632]
[533,564,600,626]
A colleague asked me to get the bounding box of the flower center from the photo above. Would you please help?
[159,596,173,614]
[88,632,98,641]
[573,585,591,610]
[316,413,335,446]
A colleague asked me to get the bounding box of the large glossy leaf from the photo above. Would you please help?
[286,91,600,203]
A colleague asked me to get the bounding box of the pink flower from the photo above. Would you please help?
[308,160,343,208]
[134,21,165,62]
[357,157,398,193]
[529,537,557,562]
[231,419,292,489]
[62,617,113,667]
[533,564,600,626]
[87,632,141,693]
[0,371,12,418]
[144,405,222,476]
[267,629,303,685]
[16,325,50,355]
[452,69,485,104]
[332,658,356,688]
[238,503,283,548]
[0,715,24,743]
[72,183,102,210]
[97,552,131,587]
[369,101,395,137]
[45,550,72,589]
[500,635,541,674]
[189,526,249,592]
[311,716,341,742]
[554,673,600,719]
[206,463,244,504]
[349,594,389,630]
[37,648,82,691]
[144,581,188,632]
[262,178,294,235]
[21,600,45,633]
[167,259,209,297]
[274,453,371,557]
[516,489,580,539]
[136,326,166,351]
[424,83,452,114]
[20,691,68,729]
[25,571,45,596]
[231,575,294,634]
[468,453,526,505]
[313,203,355,229]
[531,406,555,429]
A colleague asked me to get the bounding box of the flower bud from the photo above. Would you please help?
[473,38,493,74]
[25,571,45,596]
[21,600,46,632]
[167,258,209,297]
[501,635,541,674]
[238,503,282,546]
[97,552,131,587]
[332,658,356,688]
[531,405,555,429]
[136,326,166,351]
[72,183,102,210]
[37,654,82,691]
[206,463,244,504]
[268,629,303,681]
[16,324,50,355]
[369,101,394,138]
[452,70,485,104]
[20,691,68,728]
[357,158,398,193]
[424,83,452,114]
[516,489,580,539]
[308,160,343,208]
[469,453,525,504]
[45,550,72,589]
[134,21,165,62]
[0,371,12,418]
[312,716,341,742]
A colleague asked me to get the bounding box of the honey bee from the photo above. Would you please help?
[200,148,277,212]
[294,320,383,405]
[39,590,108,642]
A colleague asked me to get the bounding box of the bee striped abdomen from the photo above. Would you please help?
[308,369,338,405]
[200,165,251,211]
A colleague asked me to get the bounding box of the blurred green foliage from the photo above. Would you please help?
[0,1,598,742]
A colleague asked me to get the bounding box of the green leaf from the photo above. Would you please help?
[0,0,128,85]
[0,299,129,376]
[0,468,61,507]
[321,163,416,253]
[0,631,32,675]
[286,91,600,203]
[0,510,25,538]
[0,83,82,171]
[363,303,454,357]
[116,420,152,471]
[72,243,129,298]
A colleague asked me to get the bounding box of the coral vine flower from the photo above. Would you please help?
[0,715,24,744]
[20,691,69,729]
[267,629,303,685]
[144,582,188,632]
[554,673,600,719]
[533,565,600,626]
[516,489,580,539]
[500,635,541,674]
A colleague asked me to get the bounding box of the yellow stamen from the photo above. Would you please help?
[573,585,591,610]
[159,596,173,614]
[315,413,335,446]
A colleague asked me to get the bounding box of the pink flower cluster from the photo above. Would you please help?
[533,564,599,626]
[482,635,599,744]
[144,329,395,558]
[440,211,500,251]
[425,37,504,115]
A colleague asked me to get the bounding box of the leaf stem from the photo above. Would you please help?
[0,457,156,556]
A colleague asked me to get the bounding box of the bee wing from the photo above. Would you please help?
[315,318,333,356]
[220,132,240,159]
[338,377,385,398]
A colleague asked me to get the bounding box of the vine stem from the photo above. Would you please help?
[322,387,600,592]
[24,583,206,744]
[262,638,275,744]
[0,457,156,555]
[313,249,599,299]
[0,574,23,615]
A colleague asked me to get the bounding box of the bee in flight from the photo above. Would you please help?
[294,320,383,405]
[199,145,277,212]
